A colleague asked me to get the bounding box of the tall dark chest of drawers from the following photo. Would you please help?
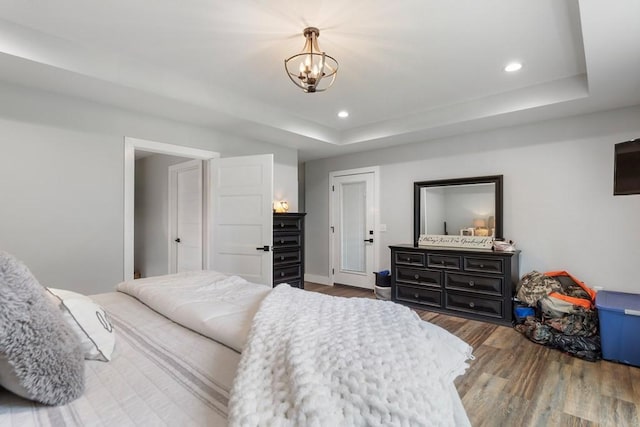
[273,213,306,289]
[390,244,520,325]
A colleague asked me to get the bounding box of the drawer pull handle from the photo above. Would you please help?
[469,302,475,308]
[469,281,475,287]
[280,256,285,261]
[479,264,485,268]
[280,239,285,244]
[280,272,285,277]
[414,274,420,280]
[406,257,411,262]
[280,222,285,228]
[440,260,445,265]
[414,293,419,299]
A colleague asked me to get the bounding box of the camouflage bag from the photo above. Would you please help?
[516,271,562,306]
[542,271,596,315]
[514,316,553,344]
[515,316,602,361]
[544,308,599,337]
[514,271,600,361]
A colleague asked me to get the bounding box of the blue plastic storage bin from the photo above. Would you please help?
[595,290,640,367]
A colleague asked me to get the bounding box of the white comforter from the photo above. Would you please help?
[229,285,473,427]
[117,271,270,352]
[118,273,473,426]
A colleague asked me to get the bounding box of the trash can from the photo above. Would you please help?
[374,270,391,300]
[374,271,391,287]
[595,290,640,367]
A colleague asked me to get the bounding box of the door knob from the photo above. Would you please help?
[363,238,374,243]
[255,246,270,251]
[174,238,181,243]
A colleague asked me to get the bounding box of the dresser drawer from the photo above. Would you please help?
[394,251,425,267]
[396,284,442,308]
[445,273,503,296]
[273,265,301,282]
[273,234,301,248]
[396,267,441,287]
[463,256,504,274]
[273,250,301,266]
[427,254,461,270]
[273,216,302,232]
[445,293,502,318]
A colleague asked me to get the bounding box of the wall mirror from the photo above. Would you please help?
[413,175,503,245]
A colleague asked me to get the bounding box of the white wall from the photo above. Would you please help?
[305,105,640,293]
[0,80,299,294]
[134,154,190,278]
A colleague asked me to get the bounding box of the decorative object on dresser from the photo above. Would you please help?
[273,212,306,288]
[418,234,493,249]
[390,245,519,325]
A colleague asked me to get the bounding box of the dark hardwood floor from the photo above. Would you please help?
[305,282,640,427]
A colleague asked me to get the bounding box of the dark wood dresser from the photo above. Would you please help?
[273,213,306,289]
[390,244,520,325]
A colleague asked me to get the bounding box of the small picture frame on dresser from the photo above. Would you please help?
[460,228,474,236]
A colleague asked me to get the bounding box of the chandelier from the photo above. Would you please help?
[284,27,338,93]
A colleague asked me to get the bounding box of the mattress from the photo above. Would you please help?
[0,292,240,427]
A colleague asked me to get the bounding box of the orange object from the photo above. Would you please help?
[545,270,596,309]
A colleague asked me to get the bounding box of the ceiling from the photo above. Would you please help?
[0,0,638,161]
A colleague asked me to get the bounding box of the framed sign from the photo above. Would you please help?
[418,234,493,249]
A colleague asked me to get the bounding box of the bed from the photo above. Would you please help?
[0,290,240,426]
[0,269,474,427]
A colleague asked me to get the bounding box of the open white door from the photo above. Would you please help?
[210,154,273,286]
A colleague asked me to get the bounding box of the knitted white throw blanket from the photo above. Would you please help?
[229,285,473,426]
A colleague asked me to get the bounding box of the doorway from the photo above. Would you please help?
[124,138,274,286]
[329,167,380,289]
[124,137,218,281]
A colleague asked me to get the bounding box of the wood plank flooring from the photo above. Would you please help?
[304,282,640,427]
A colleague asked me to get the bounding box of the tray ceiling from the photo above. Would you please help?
[0,0,638,160]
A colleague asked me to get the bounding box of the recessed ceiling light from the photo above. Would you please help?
[504,62,523,72]
[338,111,349,118]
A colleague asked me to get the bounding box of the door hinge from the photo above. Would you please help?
[332,185,335,191]
[332,268,335,275]
[330,226,335,233]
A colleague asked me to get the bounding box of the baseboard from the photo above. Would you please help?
[304,274,331,286]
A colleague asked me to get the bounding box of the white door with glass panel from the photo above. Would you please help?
[331,171,375,289]
[168,159,203,273]
[209,154,273,286]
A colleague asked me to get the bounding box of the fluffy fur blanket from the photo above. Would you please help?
[0,252,84,405]
[228,285,473,426]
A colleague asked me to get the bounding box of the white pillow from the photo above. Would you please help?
[47,288,116,362]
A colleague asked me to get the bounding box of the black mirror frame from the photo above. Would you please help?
[413,175,504,246]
